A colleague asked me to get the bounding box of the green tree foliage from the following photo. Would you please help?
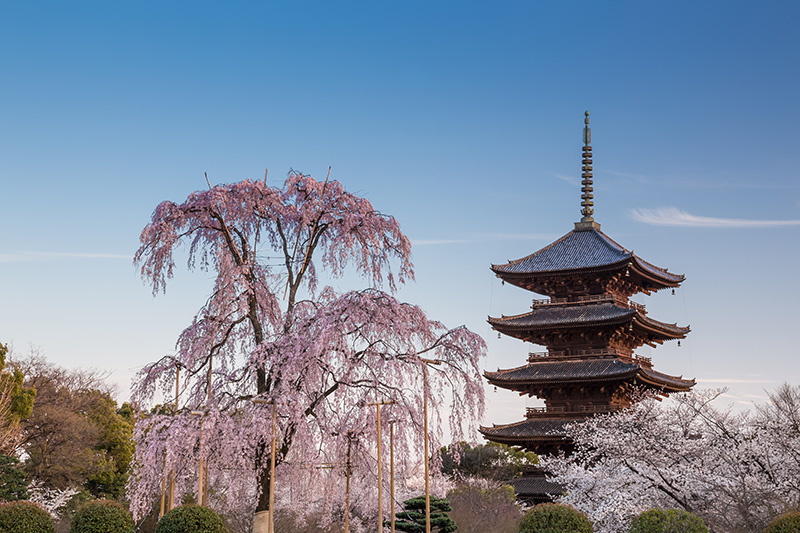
[0,343,36,455]
[155,505,227,533]
[447,483,521,533]
[70,499,134,533]
[518,503,593,533]
[765,512,800,533]
[16,354,133,499]
[0,500,54,533]
[440,441,537,482]
[394,495,457,533]
[0,455,28,502]
[84,399,134,499]
[629,509,709,532]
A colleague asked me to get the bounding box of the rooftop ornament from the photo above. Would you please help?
[575,110,600,231]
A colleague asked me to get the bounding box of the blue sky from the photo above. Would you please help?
[2,1,798,427]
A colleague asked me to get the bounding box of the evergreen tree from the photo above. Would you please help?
[0,343,36,456]
[394,495,457,533]
[0,455,28,502]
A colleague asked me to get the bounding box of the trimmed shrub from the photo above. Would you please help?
[629,509,708,533]
[394,495,457,533]
[155,505,226,533]
[0,500,55,533]
[71,499,134,533]
[765,512,800,533]
[518,503,593,533]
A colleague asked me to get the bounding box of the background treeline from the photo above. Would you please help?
[0,344,133,531]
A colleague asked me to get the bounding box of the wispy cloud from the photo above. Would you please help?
[604,169,653,183]
[412,239,471,246]
[630,207,800,228]
[411,232,556,247]
[554,173,579,185]
[478,232,558,241]
[697,378,777,384]
[0,251,132,263]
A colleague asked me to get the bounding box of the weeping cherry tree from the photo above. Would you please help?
[128,171,486,528]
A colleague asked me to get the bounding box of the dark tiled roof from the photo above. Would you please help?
[491,228,683,284]
[640,366,695,390]
[480,418,570,440]
[492,229,627,274]
[506,476,564,497]
[633,256,684,284]
[486,359,639,383]
[636,314,691,338]
[489,302,635,328]
[485,359,695,391]
[488,302,690,338]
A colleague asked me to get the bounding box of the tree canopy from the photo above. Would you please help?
[543,385,800,532]
[440,441,537,482]
[394,495,457,533]
[129,171,486,523]
[0,342,35,456]
[14,353,133,500]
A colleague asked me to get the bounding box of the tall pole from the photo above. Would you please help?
[159,469,166,518]
[196,424,204,505]
[319,433,355,533]
[168,365,180,510]
[419,358,441,533]
[196,356,213,507]
[367,400,394,532]
[269,402,277,533]
[389,421,395,533]
[377,404,383,533]
[254,398,279,533]
[423,367,430,533]
[345,436,352,533]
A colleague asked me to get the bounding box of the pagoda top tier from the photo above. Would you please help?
[492,111,683,297]
[491,227,684,297]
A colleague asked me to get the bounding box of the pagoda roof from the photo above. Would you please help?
[506,475,564,499]
[485,359,695,391]
[479,418,570,442]
[491,227,684,288]
[488,302,690,340]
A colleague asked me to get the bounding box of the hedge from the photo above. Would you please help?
[70,499,134,533]
[765,512,800,533]
[518,503,593,533]
[155,505,227,533]
[629,509,708,533]
[0,500,55,533]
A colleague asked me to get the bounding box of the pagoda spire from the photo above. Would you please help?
[575,110,600,230]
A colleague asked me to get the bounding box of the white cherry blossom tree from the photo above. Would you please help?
[542,385,800,533]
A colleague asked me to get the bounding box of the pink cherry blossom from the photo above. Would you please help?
[128,171,486,527]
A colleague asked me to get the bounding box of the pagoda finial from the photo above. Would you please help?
[575,110,600,231]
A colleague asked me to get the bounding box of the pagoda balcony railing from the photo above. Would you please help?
[526,405,622,418]
[527,349,653,367]
[528,348,619,361]
[531,294,646,312]
[620,354,653,367]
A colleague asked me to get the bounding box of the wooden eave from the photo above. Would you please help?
[488,305,689,343]
[485,359,694,394]
[494,256,683,294]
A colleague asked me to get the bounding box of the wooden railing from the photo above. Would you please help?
[526,349,652,367]
[620,354,652,367]
[528,348,618,361]
[525,405,622,418]
[531,294,646,312]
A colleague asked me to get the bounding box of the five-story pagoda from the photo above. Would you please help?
[480,112,694,458]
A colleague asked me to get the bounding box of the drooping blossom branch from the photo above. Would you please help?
[129,171,485,525]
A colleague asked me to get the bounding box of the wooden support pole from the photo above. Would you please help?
[367,400,394,532]
[419,358,441,533]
